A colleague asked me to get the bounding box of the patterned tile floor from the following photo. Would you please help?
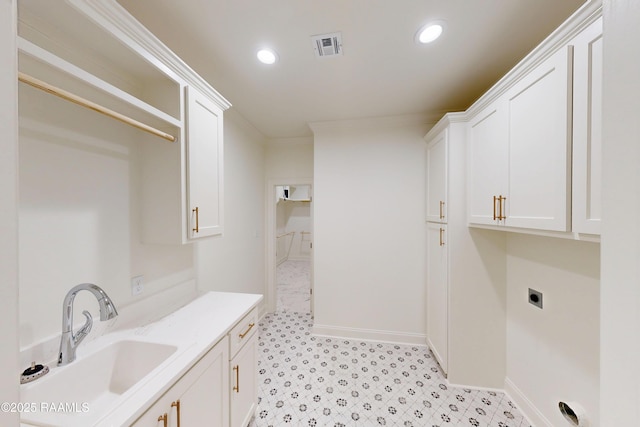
[276,260,311,313]
[250,312,532,427]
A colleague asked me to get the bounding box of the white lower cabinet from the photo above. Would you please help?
[230,335,258,427]
[131,307,260,427]
[132,336,230,427]
[229,308,259,427]
[426,222,448,374]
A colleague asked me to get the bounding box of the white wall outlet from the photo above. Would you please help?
[131,275,144,296]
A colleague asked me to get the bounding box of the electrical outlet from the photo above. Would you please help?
[131,275,144,296]
[528,288,543,309]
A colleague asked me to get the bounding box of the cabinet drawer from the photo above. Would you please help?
[229,307,258,358]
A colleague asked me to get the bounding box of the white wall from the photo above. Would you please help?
[601,0,640,425]
[18,82,194,349]
[265,138,314,180]
[0,0,20,424]
[505,234,600,426]
[311,118,429,343]
[195,109,266,295]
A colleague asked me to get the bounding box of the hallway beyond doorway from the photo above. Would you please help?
[276,260,311,313]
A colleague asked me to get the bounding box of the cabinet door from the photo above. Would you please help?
[426,128,448,223]
[230,336,258,427]
[504,46,572,231]
[131,338,230,427]
[180,340,230,427]
[426,222,448,374]
[185,86,224,239]
[572,18,603,235]
[468,100,509,225]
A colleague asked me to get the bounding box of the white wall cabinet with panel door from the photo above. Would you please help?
[132,336,230,427]
[467,99,509,227]
[186,85,224,239]
[504,46,573,231]
[468,47,572,232]
[426,128,448,223]
[142,85,226,244]
[467,6,602,237]
[571,17,603,235]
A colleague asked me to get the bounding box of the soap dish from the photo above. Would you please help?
[20,362,49,384]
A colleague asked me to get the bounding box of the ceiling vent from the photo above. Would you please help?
[311,32,343,58]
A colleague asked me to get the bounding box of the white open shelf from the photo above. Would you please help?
[17,0,182,139]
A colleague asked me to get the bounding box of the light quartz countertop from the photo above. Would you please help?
[20,291,262,427]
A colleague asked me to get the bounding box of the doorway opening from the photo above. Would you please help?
[266,181,313,315]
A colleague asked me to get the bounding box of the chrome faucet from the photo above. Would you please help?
[58,283,118,366]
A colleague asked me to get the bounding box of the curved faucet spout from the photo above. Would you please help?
[58,283,118,366]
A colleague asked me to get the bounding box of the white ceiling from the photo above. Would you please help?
[118,0,586,139]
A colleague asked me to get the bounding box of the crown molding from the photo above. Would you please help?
[308,112,441,135]
[69,0,231,110]
[423,111,468,141]
[466,0,602,118]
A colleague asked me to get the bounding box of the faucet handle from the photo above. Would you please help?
[74,310,93,344]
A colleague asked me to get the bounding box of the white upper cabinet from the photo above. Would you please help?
[426,128,448,223]
[504,46,572,232]
[142,85,226,244]
[469,48,572,231]
[186,86,224,239]
[468,99,509,226]
[571,17,603,235]
[467,2,602,237]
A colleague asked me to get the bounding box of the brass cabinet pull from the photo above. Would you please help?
[439,228,445,246]
[498,195,507,220]
[192,207,199,233]
[233,365,240,393]
[502,196,507,220]
[439,201,445,220]
[493,195,507,221]
[171,400,181,427]
[239,322,255,339]
[158,413,168,427]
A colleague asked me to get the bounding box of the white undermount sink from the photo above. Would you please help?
[21,339,177,427]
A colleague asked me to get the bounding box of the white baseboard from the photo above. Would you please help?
[426,337,447,375]
[312,323,427,346]
[504,377,550,427]
[286,255,311,261]
[257,299,268,322]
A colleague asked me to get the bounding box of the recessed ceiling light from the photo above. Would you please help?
[257,49,278,65]
[416,22,444,44]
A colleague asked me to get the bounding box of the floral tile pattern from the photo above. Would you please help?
[250,312,531,427]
